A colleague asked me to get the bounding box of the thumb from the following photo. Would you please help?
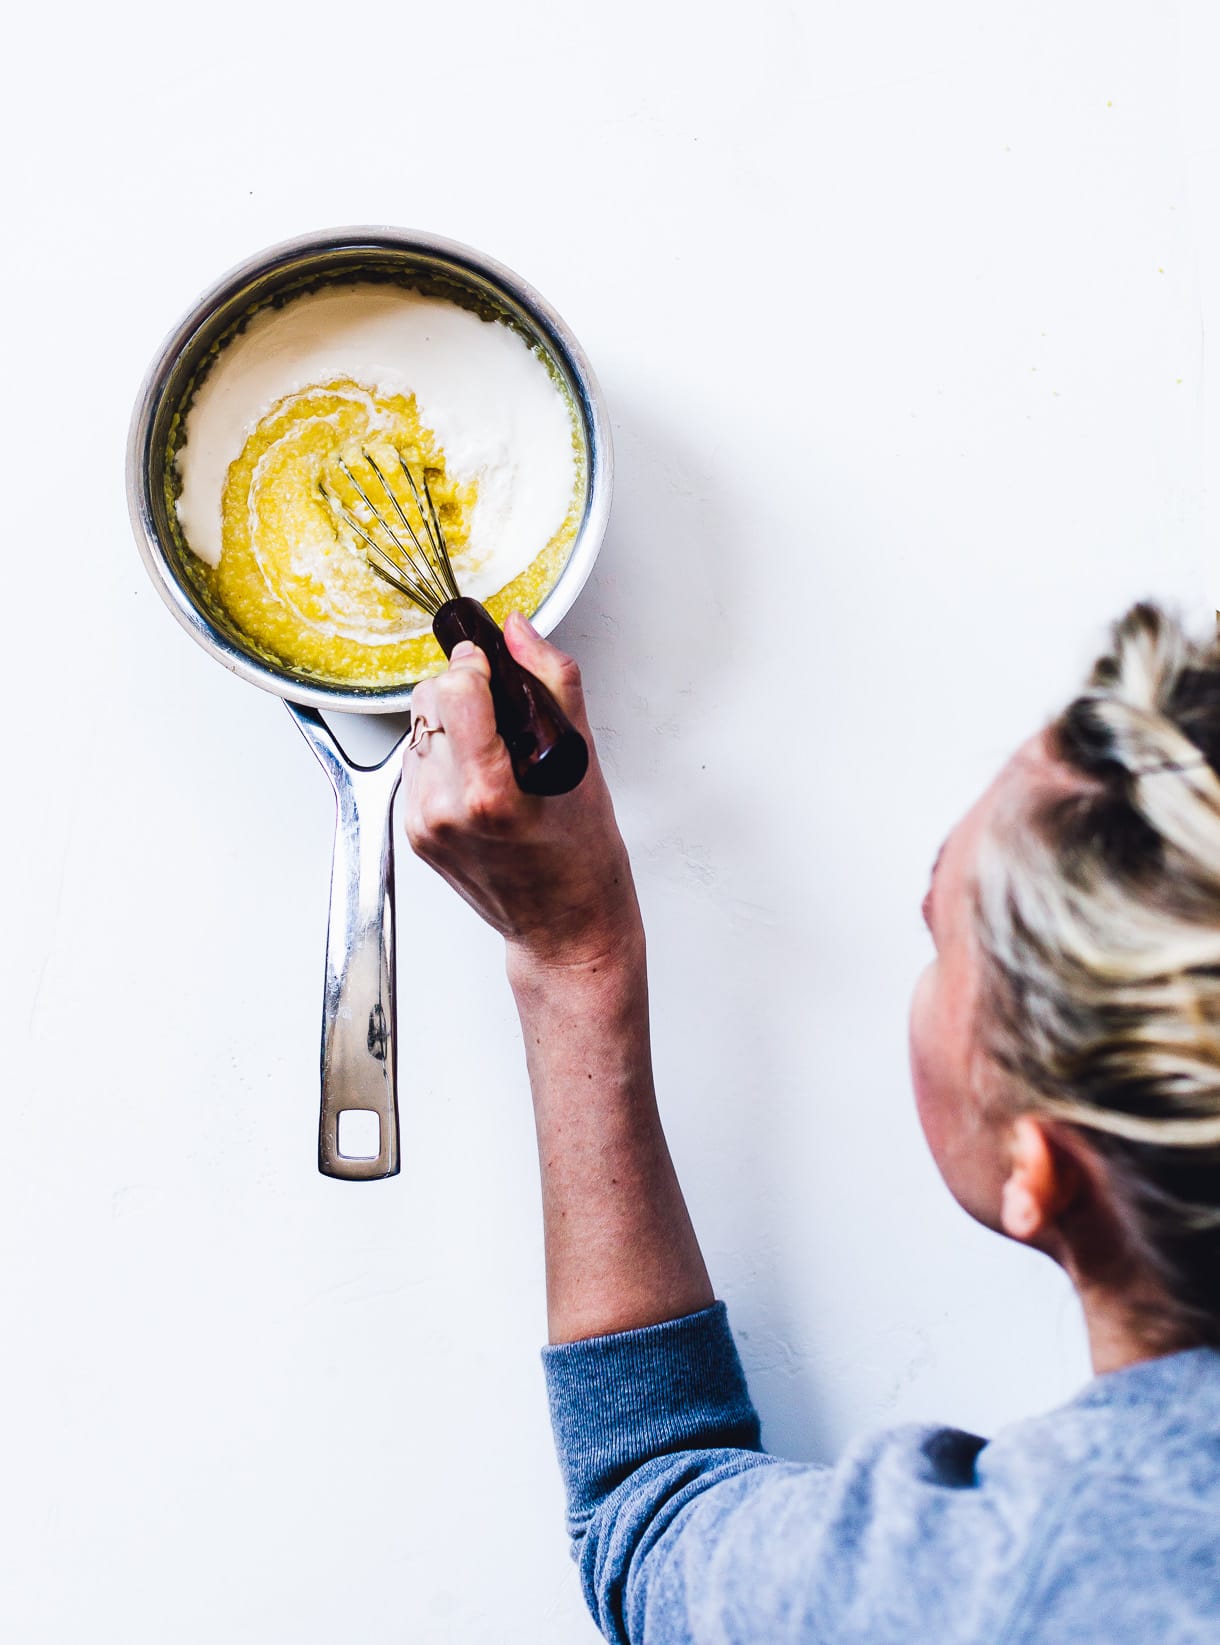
[448,638,492,680]
[504,611,588,726]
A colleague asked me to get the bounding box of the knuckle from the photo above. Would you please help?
[463,778,511,833]
[428,810,458,845]
[438,669,485,707]
[403,804,432,857]
[417,791,457,843]
[403,800,426,846]
[551,655,585,707]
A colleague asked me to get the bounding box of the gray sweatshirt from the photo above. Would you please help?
[542,1303,1220,1643]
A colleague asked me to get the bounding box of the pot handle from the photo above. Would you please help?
[287,703,405,1181]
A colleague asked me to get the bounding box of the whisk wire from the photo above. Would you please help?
[416,464,461,600]
[317,480,442,615]
[362,452,453,608]
[367,546,443,614]
[321,448,463,615]
[337,456,446,610]
[394,456,460,603]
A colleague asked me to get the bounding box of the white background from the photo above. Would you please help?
[4,3,1219,1640]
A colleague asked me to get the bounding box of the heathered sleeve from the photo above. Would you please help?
[542,1302,1015,1645]
[542,1302,775,1641]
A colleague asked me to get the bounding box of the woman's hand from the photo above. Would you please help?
[402,612,640,972]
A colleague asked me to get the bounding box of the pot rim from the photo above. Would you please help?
[125,225,613,714]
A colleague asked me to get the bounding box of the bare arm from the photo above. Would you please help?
[403,615,712,1343]
[509,931,712,1343]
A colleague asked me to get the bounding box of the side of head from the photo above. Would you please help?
[912,601,1220,1353]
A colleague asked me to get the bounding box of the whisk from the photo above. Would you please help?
[322,449,588,796]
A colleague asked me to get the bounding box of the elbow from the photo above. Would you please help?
[569,1448,773,1645]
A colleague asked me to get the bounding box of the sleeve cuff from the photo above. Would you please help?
[541,1301,762,1525]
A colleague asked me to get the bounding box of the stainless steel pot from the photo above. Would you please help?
[127,226,613,1182]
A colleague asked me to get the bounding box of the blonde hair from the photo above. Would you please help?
[972,601,1220,1345]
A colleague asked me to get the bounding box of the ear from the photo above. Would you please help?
[1000,1116,1083,1245]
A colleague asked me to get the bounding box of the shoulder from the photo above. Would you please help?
[980,1350,1220,1643]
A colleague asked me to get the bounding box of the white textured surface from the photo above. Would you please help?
[3,3,1218,1640]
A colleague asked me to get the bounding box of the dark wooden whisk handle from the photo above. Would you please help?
[431,598,589,796]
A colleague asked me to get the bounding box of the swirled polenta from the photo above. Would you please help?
[211,380,465,683]
[173,287,585,689]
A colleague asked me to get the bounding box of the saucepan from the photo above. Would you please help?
[126,226,613,1182]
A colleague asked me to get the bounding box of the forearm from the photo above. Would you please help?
[509,917,713,1345]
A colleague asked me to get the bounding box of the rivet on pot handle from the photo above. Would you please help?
[287,704,404,1181]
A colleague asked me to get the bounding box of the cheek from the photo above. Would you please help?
[909,960,951,1157]
[909,956,1007,1229]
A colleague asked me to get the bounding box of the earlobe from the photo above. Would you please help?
[999,1115,1063,1244]
[1000,1174,1043,1240]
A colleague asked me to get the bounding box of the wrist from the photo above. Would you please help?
[506,904,646,999]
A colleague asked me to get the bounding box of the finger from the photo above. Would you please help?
[503,612,588,728]
[409,640,488,727]
[448,638,491,682]
[402,676,451,848]
[407,651,493,759]
[433,640,506,770]
[402,716,470,855]
[404,678,442,767]
[409,676,440,731]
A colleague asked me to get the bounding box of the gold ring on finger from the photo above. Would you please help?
[408,714,444,754]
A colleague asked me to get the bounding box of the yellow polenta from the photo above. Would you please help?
[203,377,580,688]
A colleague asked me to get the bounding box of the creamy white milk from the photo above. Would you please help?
[174,284,578,609]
